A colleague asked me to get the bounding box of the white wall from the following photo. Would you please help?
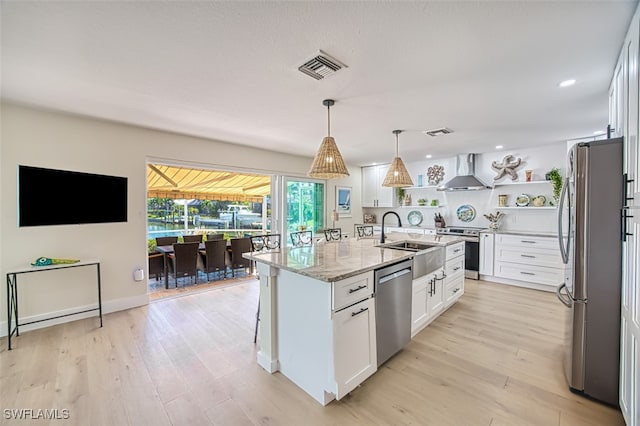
[363,143,566,233]
[0,103,362,332]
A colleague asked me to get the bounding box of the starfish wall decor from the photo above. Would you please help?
[492,155,522,181]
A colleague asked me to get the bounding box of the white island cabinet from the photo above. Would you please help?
[245,235,465,405]
[263,265,377,405]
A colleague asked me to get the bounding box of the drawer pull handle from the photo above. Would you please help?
[348,285,367,294]
[452,288,460,293]
[520,254,536,258]
[520,271,535,276]
[351,307,369,317]
[521,240,537,244]
[454,249,462,253]
[453,267,461,271]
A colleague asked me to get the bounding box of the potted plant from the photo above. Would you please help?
[417,198,427,206]
[396,187,405,205]
[546,168,563,204]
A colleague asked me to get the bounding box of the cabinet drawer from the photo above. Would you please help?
[494,261,565,287]
[333,271,374,311]
[446,242,465,260]
[445,256,465,277]
[445,275,464,306]
[495,246,563,268]
[495,234,558,250]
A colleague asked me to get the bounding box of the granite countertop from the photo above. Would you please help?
[243,232,463,282]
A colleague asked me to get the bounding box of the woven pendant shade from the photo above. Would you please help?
[308,136,350,179]
[308,99,350,179]
[382,130,414,187]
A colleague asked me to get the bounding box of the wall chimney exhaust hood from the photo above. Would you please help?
[437,154,490,191]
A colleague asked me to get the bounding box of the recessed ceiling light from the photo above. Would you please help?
[559,79,576,88]
[593,130,605,135]
[425,155,432,159]
[496,145,504,150]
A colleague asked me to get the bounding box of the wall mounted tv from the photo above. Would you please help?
[19,165,128,227]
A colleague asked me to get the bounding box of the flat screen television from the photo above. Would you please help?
[19,165,128,227]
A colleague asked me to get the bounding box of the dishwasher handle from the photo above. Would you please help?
[378,268,412,285]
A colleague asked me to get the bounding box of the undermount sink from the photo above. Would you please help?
[380,241,438,252]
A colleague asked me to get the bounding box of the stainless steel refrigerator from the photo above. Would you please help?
[556,137,622,407]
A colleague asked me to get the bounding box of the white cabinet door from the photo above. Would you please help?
[617,9,640,424]
[411,276,429,335]
[479,232,494,276]
[361,165,394,207]
[361,166,378,207]
[333,298,377,400]
[610,59,624,139]
[426,270,445,318]
[625,17,640,209]
[376,164,394,207]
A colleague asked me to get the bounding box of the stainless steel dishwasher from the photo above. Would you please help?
[374,259,413,367]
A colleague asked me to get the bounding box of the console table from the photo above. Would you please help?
[6,259,102,350]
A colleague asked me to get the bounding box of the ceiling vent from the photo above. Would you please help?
[424,127,454,137]
[298,50,347,80]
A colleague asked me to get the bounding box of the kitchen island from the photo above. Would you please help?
[243,233,462,405]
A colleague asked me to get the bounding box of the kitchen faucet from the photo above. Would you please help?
[380,211,402,244]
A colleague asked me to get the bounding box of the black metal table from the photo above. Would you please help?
[6,259,102,350]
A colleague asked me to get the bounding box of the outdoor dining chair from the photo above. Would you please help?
[156,236,178,246]
[182,234,203,243]
[229,237,252,277]
[200,239,228,281]
[168,242,200,287]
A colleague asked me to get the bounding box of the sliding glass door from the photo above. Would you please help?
[282,178,325,243]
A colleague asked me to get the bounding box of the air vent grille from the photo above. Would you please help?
[298,50,347,80]
[424,127,454,137]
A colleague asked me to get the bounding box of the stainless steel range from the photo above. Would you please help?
[436,226,484,279]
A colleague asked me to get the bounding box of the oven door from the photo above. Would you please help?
[463,238,480,279]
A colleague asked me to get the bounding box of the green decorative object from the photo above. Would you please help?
[31,257,80,267]
[396,187,405,205]
[546,168,563,203]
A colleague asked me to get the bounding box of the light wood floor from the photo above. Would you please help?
[0,279,624,426]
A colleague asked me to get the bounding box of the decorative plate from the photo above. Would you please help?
[515,194,531,207]
[407,210,423,226]
[456,204,476,222]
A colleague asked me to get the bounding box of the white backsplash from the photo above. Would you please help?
[362,143,565,234]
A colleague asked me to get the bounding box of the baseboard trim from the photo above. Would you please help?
[0,293,149,337]
[479,275,555,292]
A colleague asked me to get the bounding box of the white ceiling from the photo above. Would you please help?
[1,1,637,167]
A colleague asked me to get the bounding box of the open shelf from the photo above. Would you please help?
[496,206,556,210]
[399,205,445,208]
[492,180,551,187]
[404,185,440,190]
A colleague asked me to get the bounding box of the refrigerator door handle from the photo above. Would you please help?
[556,283,572,308]
[558,177,570,264]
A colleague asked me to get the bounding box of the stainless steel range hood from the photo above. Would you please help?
[437,154,490,191]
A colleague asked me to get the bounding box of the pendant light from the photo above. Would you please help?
[382,130,414,187]
[308,99,350,179]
